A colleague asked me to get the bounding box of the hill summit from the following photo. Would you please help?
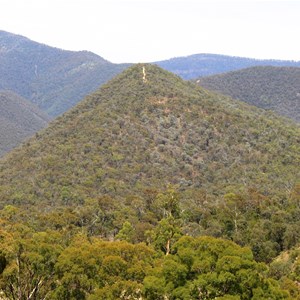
[0,64,299,209]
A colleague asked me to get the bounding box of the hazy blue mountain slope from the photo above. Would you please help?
[198,66,300,122]
[0,30,129,116]
[155,53,300,79]
[0,90,50,156]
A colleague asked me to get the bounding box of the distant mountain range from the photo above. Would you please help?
[197,66,300,122]
[155,53,300,79]
[1,30,299,156]
[0,30,129,116]
[1,30,299,118]
[0,90,50,156]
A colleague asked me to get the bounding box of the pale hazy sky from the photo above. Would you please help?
[1,0,299,63]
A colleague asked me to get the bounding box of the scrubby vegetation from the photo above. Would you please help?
[0,64,299,298]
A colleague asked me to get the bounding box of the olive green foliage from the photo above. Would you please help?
[0,90,50,156]
[0,220,293,300]
[0,64,299,260]
[156,53,300,80]
[0,64,298,208]
[268,247,300,299]
[0,30,129,116]
[0,64,299,298]
[144,236,290,299]
[198,66,300,122]
[0,223,64,300]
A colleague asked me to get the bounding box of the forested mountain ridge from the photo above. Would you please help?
[0,90,50,156]
[155,53,300,79]
[0,64,298,210]
[0,64,300,299]
[0,30,129,116]
[197,66,300,122]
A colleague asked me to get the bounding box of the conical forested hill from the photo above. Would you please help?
[1,65,300,299]
[0,64,299,210]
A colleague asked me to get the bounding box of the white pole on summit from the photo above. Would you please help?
[142,66,147,83]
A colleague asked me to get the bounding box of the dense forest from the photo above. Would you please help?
[198,66,300,122]
[0,219,296,299]
[0,64,299,299]
[0,90,50,156]
[156,54,300,79]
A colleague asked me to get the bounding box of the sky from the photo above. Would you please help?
[1,0,300,63]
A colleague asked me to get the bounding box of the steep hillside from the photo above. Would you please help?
[0,90,50,156]
[0,44,299,300]
[266,245,300,296]
[0,64,298,209]
[0,30,129,116]
[197,66,300,122]
[155,53,300,79]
